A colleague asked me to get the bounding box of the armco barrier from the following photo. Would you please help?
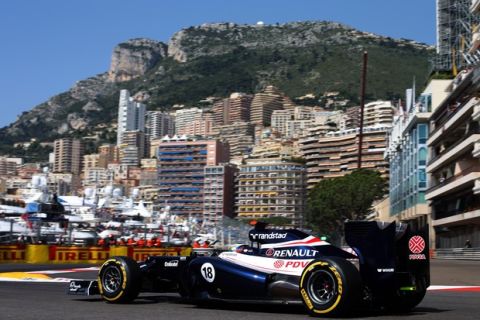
[0,245,192,264]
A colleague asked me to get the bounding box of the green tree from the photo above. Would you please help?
[305,169,387,241]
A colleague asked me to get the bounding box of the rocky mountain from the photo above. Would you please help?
[0,21,433,158]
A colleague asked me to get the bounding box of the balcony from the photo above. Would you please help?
[472,104,480,122]
[433,208,480,227]
[428,97,479,145]
[473,141,480,158]
[426,169,480,200]
[473,178,480,194]
[427,134,480,173]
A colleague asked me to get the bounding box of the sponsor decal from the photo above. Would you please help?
[69,281,82,292]
[408,236,426,260]
[265,248,275,256]
[300,288,314,310]
[286,261,310,268]
[409,254,426,260]
[409,236,425,253]
[0,249,25,261]
[377,268,394,273]
[131,247,182,261]
[273,260,284,268]
[251,232,287,240]
[274,260,310,269]
[271,248,318,258]
[220,252,237,256]
[164,260,179,267]
[49,247,109,262]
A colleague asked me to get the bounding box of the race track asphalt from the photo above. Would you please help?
[0,259,479,320]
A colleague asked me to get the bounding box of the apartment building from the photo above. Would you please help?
[236,159,306,227]
[140,158,159,186]
[83,167,111,186]
[345,106,361,129]
[271,110,293,136]
[249,139,297,160]
[117,89,146,145]
[179,112,215,136]
[17,163,41,179]
[364,101,395,127]
[285,119,314,139]
[203,163,237,226]
[53,138,84,174]
[385,80,451,236]
[174,107,203,134]
[49,172,78,195]
[211,122,255,159]
[272,107,318,139]
[0,157,21,176]
[145,111,175,141]
[119,130,148,166]
[300,126,390,189]
[98,144,119,165]
[83,154,101,172]
[426,66,480,248]
[156,136,229,219]
[211,93,252,125]
[344,101,394,130]
[250,85,285,126]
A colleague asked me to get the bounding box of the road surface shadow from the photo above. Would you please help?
[73,294,450,317]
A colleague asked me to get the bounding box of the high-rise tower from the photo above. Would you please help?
[117,89,146,145]
[53,138,84,174]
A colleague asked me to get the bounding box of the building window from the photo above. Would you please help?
[418,169,426,188]
[418,147,427,166]
[418,192,425,204]
[418,124,428,144]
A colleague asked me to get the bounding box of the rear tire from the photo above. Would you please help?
[386,276,427,313]
[98,256,141,303]
[299,257,361,317]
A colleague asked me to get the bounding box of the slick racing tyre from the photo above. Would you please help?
[299,257,361,317]
[98,256,141,303]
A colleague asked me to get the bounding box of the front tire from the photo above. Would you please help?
[98,256,141,303]
[299,257,361,317]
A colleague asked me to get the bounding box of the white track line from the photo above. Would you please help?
[27,267,99,274]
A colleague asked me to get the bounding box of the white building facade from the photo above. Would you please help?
[117,89,146,145]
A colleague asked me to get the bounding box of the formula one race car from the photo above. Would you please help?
[68,221,430,317]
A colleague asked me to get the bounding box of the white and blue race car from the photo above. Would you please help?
[68,221,430,317]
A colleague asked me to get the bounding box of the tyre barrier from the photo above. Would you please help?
[0,244,191,264]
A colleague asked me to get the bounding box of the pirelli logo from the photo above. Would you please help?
[0,246,26,262]
[49,246,109,262]
[131,248,181,261]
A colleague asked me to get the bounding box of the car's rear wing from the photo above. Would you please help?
[345,221,430,297]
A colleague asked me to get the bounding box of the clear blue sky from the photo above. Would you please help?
[0,0,436,129]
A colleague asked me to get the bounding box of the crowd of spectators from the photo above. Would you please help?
[97,234,163,247]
